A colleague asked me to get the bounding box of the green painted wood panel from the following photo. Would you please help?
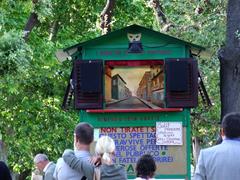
[82,46,185,60]
[81,110,191,179]
[80,110,189,127]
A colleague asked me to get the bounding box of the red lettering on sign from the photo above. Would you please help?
[101,128,117,133]
[147,127,156,132]
[121,127,144,133]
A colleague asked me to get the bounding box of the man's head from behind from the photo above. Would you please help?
[34,154,49,171]
[222,112,240,139]
[136,154,156,178]
[74,122,93,149]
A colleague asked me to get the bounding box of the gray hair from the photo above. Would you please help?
[95,136,115,164]
[34,154,49,164]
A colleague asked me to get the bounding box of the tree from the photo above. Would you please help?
[218,0,240,119]
[100,0,116,34]
[0,1,78,179]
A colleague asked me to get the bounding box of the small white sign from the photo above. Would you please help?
[156,122,183,145]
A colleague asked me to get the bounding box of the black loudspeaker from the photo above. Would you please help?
[74,60,103,109]
[165,58,198,108]
[80,61,102,92]
[168,60,189,92]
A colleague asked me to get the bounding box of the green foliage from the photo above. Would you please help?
[0,0,32,31]
[0,31,33,75]
[235,29,240,40]
[0,1,78,177]
[191,56,221,147]
[33,0,53,23]
[161,0,227,50]
[156,0,226,147]
[0,31,79,175]
[113,0,154,29]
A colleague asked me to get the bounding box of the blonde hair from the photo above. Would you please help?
[95,136,115,164]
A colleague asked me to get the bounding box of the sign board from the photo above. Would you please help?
[92,126,187,177]
[156,122,183,145]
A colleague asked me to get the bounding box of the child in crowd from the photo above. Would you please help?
[135,154,156,180]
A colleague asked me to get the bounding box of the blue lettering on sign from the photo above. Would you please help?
[154,156,174,163]
[100,130,173,164]
[119,157,137,163]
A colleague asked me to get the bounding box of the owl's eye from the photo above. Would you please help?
[130,35,133,38]
[136,35,139,38]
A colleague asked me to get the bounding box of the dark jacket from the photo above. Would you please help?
[0,161,12,180]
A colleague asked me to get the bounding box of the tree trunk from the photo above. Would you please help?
[100,0,115,35]
[49,20,59,41]
[23,13,39,41]
[0,139,7,162]
[150,0,167,25]
[23,0,40,41]
[148,0,173,32]
[218,0,240,120]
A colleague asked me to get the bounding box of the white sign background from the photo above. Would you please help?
[156,122,183,145]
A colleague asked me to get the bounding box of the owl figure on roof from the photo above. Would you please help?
[127,33,143,53]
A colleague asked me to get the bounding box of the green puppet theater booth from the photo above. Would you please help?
[58,25,205,180]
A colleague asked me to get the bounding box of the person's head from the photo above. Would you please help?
[74,122,94,150]
[136,154,156,178]
[95,136,115,165]
[221,112,240,139]
[33,154,49,171]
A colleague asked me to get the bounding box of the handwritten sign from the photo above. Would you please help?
[156,122,182,145]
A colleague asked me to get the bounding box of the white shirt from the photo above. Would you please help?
[54,150,91,180]
[43,162,53,173]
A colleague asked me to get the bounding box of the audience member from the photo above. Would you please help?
[34,154,55,180]
[135,154,156,180]
[0,161,12,180]
[63,135,127,180]
[31,169,43,180]
[195,112,240,180]
[54,122,94,180]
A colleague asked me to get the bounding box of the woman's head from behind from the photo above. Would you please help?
[136,154,156,178]
[95,136,115,165]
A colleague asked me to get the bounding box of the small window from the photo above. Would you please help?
[112,79,117,86]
